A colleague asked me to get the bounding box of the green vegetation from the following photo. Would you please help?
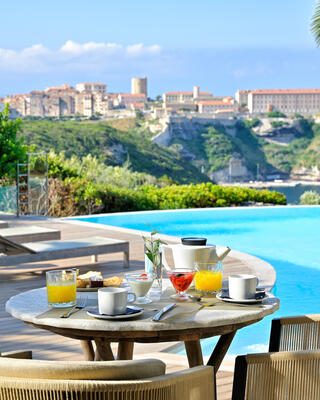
[244,117,260,129]
[171,121,273,176]
[293,113,304,119]
[270,120,289,128]
[48,177,286,217]
[20,119,208,184]
[311,1,320,46]
[47,151,166,189]
[300,190,320,205]
[266,111,287,118]
[19,115,320,181]
[262,119,318,172]
[0,104,29,181]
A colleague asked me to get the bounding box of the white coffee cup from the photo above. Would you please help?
[98,287,136,315]
[228,274,258,300]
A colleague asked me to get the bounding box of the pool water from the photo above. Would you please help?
[73,206,320,356]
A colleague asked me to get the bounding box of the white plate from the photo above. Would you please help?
[87,306,143,320]
[216,292,267,304]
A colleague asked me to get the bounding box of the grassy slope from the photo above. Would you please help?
[20,120,209,184]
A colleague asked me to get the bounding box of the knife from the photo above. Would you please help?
[152,303,176,322]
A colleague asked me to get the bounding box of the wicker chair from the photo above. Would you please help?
[269,314,320,352]
[232,349,320,400]
[0,351,216,400]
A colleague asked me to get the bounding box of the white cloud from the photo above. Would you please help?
[246,343,268,353]
[126,43,162,57]
[60,40,122,55]
[0,40,163,73]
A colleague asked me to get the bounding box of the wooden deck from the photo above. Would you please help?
[0,214,273,400]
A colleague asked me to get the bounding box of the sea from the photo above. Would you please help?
[264,184,320,204]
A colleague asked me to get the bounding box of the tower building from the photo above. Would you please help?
[131,77,147,97]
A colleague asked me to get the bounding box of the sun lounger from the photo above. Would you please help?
[0,236,129,268]
[0,225,60,243]
[0,221,8,229]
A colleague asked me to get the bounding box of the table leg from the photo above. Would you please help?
[184,340,204,367]
[123,250,129,269]
[80,340,95,361]
[117,341,134,360]
[94,338,115,361]
[207,330,237,371]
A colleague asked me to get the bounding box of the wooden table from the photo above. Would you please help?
[6,285,279,372]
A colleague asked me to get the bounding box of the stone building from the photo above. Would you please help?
[196,100,235,114]
[131,77,147,96]
[117,93,147,108]
[76,83,106,93]
[162,86,214,110]
[236,88,320,116]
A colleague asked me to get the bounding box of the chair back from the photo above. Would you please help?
[269,315,320,352]
[232,349,320,400]
[0,354,216,400]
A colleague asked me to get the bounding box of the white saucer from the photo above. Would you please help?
[87,306,143,320]
[216,292,267,304]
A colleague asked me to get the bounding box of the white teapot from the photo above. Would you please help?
[161,237,231,271]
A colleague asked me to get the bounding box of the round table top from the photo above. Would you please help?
[6,282,279,339]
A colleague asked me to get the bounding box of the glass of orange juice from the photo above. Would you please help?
[194,262,223,295]
[46,269,77,308]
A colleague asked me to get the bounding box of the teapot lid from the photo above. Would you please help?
[181,237,207,246]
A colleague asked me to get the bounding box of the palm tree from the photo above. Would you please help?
[311,1,320,46]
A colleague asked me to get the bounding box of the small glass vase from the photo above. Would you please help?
[145,247,163,298]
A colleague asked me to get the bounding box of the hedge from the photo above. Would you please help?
[48,178,286,217]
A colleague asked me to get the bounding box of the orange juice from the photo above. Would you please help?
[47,282,76,305]
[46,269,77,307]
[195,270,222,293]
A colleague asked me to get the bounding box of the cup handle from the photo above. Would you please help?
[128,292,136,303]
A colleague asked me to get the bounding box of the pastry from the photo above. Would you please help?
[103,276,123,287]
[77,271,103,288]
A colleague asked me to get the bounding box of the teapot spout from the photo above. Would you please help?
[215,245,231,261]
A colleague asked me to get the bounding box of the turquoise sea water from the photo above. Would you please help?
[72,206,320,356]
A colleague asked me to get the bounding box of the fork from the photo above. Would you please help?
[60,297,87,318]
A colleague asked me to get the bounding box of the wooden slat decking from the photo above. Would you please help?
[0,214,269,400]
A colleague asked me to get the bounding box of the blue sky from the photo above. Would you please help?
[0,0,318,97]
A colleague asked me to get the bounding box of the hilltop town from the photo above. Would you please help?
[2,77,320,119]
[2,77,320,184]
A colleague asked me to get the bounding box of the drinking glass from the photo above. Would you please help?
[167,269,195,301]
[194,262,223,295]
[125,272,154,304]
[46,269,77,308]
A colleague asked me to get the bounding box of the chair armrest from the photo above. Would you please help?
[1,350,32,359]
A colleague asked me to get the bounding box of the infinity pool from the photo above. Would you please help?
[72,206,320,356]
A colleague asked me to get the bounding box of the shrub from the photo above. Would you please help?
[266,111,286,118]
[0,104,29,181]
[271,121,288,128]
[300,190,320,205]
[48,180,287,217]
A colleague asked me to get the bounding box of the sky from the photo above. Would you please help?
[0,0,319,97]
